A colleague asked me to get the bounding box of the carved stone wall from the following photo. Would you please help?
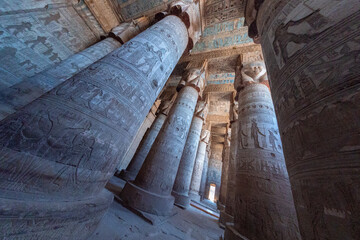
[0,0,103,89]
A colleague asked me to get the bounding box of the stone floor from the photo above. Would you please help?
[89,195,224,240]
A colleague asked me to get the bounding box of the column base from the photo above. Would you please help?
[120,181,175,216]
[0,189,113,239]
[219,210,234,228]
[171,190,190,209]
[117,169,136,182]
[224,223,249,240]
[217,201,226,211]
[189,190,201,202]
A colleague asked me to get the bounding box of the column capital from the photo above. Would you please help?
[200,129,210,144]
[244,0,264,43]
[194,100,208,121]
[230,101,239,123]
[157,100,172,116]
[234,52,268,94]
[110,16,150,43]
[168,0,201,49]
[177,60,207,97]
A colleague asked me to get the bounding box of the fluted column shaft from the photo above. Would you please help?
[0,15,188,239]
[245,1,360,239]
[119,112,167,181]
[189,129,210,201]
[172,115,203,208]
[225,83,300,240]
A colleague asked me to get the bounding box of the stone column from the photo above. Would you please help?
[205,144,223,202]
[119,100,173,181]
[219,100,238,226]
[0,14,190,239]
[115,99,161,171]
[120,60,206,216]
[224,57,300,240]
[199,145,210,200]
[218,127,231,211]
[245,1,360,239]
[189,129,211,201]
[172,101,208,208]
[0,17,150,121]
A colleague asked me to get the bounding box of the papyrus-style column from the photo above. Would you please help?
[121,60,206,216]
[189,129,211,201]
[218,127,231,211]
[0,14,189,239]
[245,1,360,239]
[219,100,238,226]
[199,145,210,200]
[224,57,300,240]
[119,100,173,181]
[172,101,208,208]
[0,17,150,121]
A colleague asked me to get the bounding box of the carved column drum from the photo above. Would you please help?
[225,83,300,240]
[172,100,207,208]
[189,129,210,201]
[120,112,167,181]
[245,0,360,239]
[0,15,188,239]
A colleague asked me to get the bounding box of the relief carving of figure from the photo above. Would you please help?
[251,119,265,149]
[172,115,187,139]
[272,10,329,65]
[122,41,166,77]
[238,121,248,149]
[6,22,32,36]
[268,129,280,152]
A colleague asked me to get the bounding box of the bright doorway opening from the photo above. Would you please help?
[209,183,216,202]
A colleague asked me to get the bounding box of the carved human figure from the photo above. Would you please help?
[250,119,265,149]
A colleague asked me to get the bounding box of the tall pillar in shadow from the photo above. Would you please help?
[119,99,174,181]
[219,99,238,227]
[120,60,206,216]
[225,55,300,240]
[245,1,360,239]
[0,17,150,121]
[204,143,223,202]
[199,143,210,200]
[189,129,211,201]
[172,101,208,208]
[0,13,190,239]
[218,126,231,211]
